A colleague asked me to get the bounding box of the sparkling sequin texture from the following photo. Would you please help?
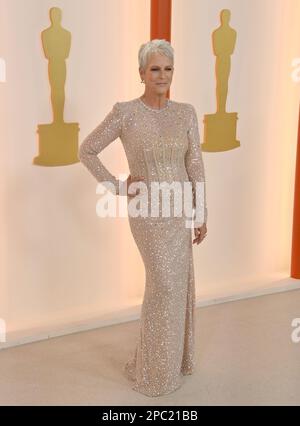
[78,97,208,397]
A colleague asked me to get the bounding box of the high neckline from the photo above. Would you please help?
[138,96,171,112]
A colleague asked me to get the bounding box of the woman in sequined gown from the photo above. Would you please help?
[78,40,208,397]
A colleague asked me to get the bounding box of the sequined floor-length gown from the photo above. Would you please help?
[78,97,207,397]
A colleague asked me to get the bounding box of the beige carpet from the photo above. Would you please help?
[0,289,300,406]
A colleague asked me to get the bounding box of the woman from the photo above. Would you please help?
[78,39,208,397]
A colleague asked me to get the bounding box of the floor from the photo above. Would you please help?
[0,289,299,406]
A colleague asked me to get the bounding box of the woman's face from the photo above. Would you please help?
[140,52,174,95]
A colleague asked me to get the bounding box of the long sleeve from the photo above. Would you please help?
[185,104,208,226]
[78,102,123,194]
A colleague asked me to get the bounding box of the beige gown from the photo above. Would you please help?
[78,97,207,397]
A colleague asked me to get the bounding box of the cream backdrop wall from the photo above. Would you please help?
[0,0,300,346]
[172,0,300,297]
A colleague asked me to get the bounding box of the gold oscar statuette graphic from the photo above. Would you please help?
[202,9,240,152]
[33,7,79,166]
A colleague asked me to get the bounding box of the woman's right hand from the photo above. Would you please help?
[124,174,145,198]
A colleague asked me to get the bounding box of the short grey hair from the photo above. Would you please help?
[138,39,174,71]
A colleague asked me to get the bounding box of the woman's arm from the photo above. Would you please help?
[78,102,122,194]
[185,104,208,227]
